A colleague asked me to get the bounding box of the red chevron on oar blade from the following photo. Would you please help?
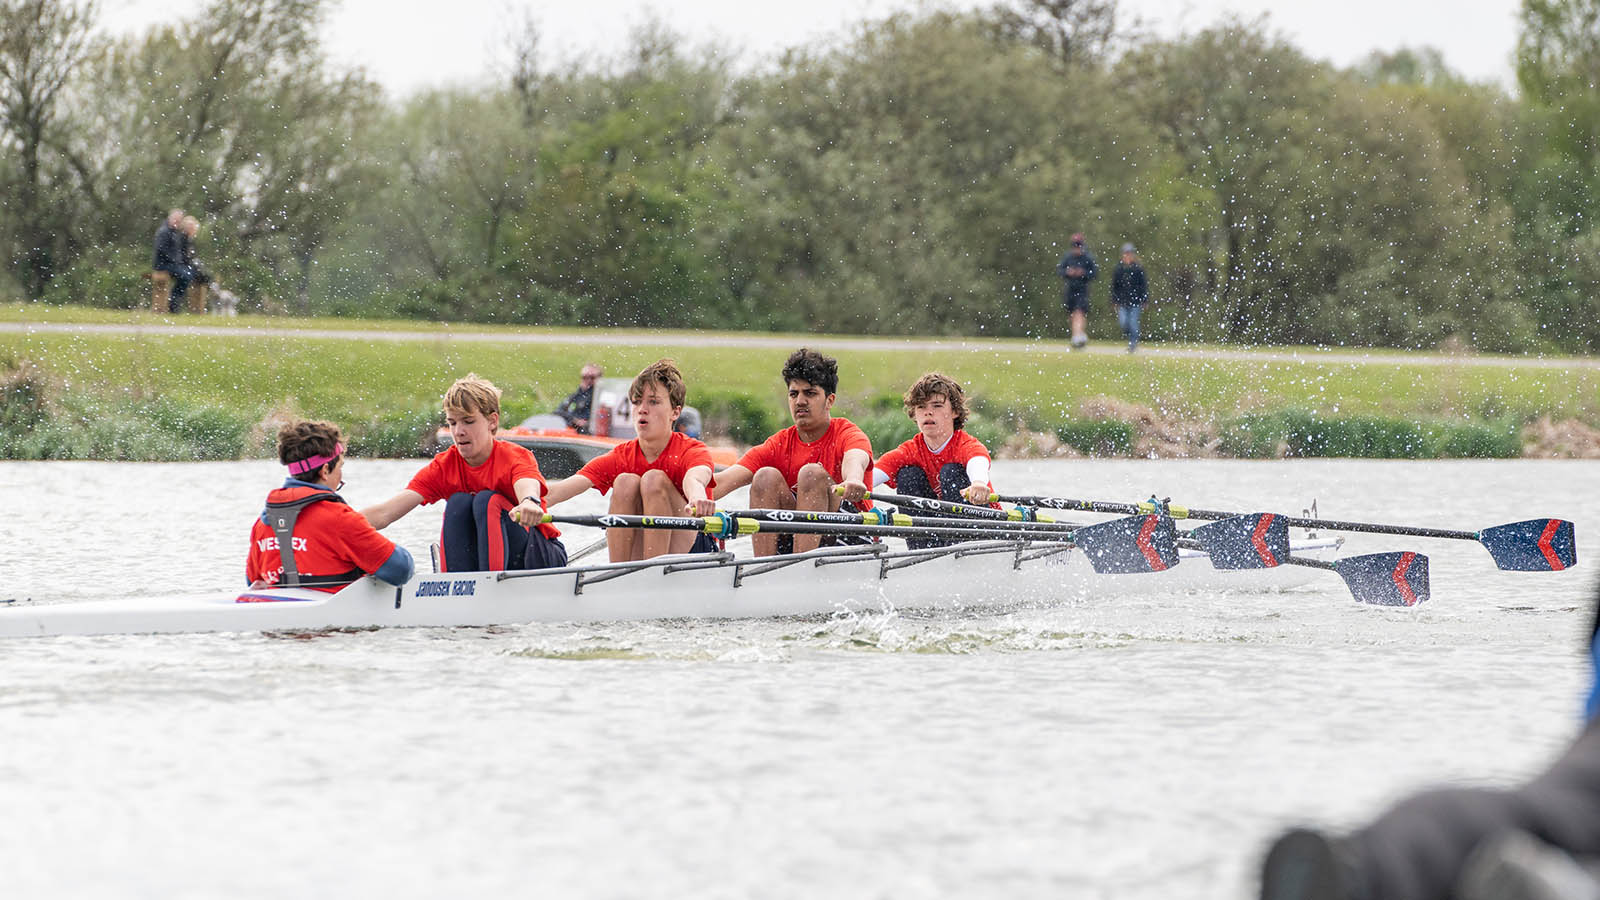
[1540,519,1567,571]
[1137,515,1169,571]
[1391,552,1419,607]
[1252,514,1279,566]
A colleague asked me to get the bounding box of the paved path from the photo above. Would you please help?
[3,321,1594,371]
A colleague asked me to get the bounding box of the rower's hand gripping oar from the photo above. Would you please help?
[990,493,1575,572]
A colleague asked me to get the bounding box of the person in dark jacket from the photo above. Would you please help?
[1110,243,1149,353]
[152,208,188,313]
[555,363,602,433]
[1056,233,1098,350]
[1259,578,1600,900]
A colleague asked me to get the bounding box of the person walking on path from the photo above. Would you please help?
[1056,233,1098,350]
[1110,243,1149,353]
[152,208,188,313]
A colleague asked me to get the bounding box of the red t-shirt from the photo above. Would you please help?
[578,431,716,496]
[407,440,560,539]
[737,418,873,507]
[875,431,999,507]
[247,486,399,593]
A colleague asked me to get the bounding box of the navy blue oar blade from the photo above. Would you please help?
[1074,514,1180,574]
[1334,551,1430,606]
[1189,514,1291,570]
[1478,519,1577,571]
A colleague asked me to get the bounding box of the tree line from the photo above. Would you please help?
[4,0,1600,352]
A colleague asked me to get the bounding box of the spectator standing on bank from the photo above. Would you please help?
[1056,233,1098,350]
[152,208,188,313]
[1110,243,1149,353]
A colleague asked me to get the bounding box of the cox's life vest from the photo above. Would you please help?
[263,489,365,588]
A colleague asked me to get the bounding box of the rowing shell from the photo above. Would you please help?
[0,537,1343,639]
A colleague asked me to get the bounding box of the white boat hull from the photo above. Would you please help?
[0,539,1342,638]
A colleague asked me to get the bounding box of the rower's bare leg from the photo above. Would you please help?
[608,473,645,561]
[793,463,836,554]
[748,466,794,557]
[640,469,693,557]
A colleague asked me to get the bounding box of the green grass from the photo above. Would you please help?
[2,307,1596,460]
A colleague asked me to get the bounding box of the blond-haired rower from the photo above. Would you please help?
[363,374,567,571]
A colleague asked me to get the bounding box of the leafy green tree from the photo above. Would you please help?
[62,0,379,311]
[0,0,98,299]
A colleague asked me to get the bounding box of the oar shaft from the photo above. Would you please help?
[545,512,1078,543]
[996,494,1480,541]
[868,490,1018,522]
[728,507,1079,536]
[1248,516,1477,541]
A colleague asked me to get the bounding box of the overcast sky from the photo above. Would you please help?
[98,0,1524,98]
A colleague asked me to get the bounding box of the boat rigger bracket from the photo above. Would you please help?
[732,544,884,587]
[879,540,1025,577]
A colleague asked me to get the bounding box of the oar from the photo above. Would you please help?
[543,511,1184,574]
[733,506,1187,574]
[871,490,1299,573]
[992,493,1575,572]
[1177,528,1427,605]
[865,490,1056,523]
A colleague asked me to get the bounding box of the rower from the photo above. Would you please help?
[872,373,997,549]
[361,374,568,572]
[711,348,873,557]
[247,420,414,591]
[544,360,719,561]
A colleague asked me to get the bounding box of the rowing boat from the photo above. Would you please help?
[0,535,1343,638]
[4,482,1569,638]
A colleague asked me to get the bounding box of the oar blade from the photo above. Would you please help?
[1189,513,1290,569]
[1334,551,1430,607]
[1478,519,1577,571]
[1074,514,1180,574]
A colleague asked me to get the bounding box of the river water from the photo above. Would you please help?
[0,458,1593,899]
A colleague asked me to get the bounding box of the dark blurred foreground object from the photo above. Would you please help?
[1260,579,1600,900]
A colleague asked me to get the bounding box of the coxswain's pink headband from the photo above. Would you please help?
[287,443,345,476]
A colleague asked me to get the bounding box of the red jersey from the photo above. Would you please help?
[578,431,716,496]
[875,430,999,507]
[737,417,873,508]
[247,485,399,593]
[407,439,560,539]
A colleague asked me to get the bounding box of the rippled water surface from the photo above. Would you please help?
[0,459,1594,899]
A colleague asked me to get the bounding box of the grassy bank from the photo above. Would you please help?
[2,307,1597,460]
